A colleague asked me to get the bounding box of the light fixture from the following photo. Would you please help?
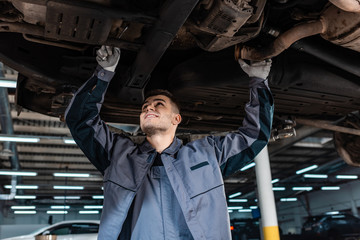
[0,171,37,176]
[47,210,68,214]
[228,199,248,203]
[280,198,297,202]
[63,139,76,144]
[51,206,70,209]
[271,179,280,184]
[53,186,84,190]
[84,205,103,209]
[304,174,328,179]
[0,136,40,143]
[321,186,340,190]
[53,173,90,178]
[272,187,286,191]
[11,206,36,210]
[296,165,318,175]
[0,79,17,88]
[228,192,241,198]
[14,211,36,214]
[292,187,313,191]
[238,209,252,212]
[14,195,36,199]
[53,196,81,200]
[228,206,243,210]
[250,206,258,209]
[79,210,99,214]
[228,210,233,213]
[92,195,104,199]
[5,185,38,189]
[240,162,256,171]
[326,211,339,215]
[336,175,358,179]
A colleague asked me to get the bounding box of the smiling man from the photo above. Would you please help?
[65,46,274,240]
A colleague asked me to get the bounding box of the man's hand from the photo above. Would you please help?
[96,45,120,72]
[238,59,272,79]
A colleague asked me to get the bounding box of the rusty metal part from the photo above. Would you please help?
[329,0,360,12]
[334,113,360,167]
[296,118,360,136]
[235,4,360,60]
[235,20,324,60]
[320,4,360,52]
[0,22,44,36]
[23,34,88,51]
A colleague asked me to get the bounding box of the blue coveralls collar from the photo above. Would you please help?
[139,137,182,155]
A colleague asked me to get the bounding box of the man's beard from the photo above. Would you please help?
[141,125,168,137]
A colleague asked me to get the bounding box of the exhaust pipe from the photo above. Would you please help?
[235,4,360,61]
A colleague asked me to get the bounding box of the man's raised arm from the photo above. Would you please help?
[65,46,126,175]
[209,59,274,177]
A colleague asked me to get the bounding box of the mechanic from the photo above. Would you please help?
[65,45,274,240]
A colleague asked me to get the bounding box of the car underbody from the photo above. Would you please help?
[0,0,360,165]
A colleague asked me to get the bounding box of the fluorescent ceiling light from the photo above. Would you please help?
[53,196,81,200]
[0,136,40,143]
[0,171,37,176]
[84,205,103,209]
[53,186,84,190]
[250,206,258,209]
[47,211,68,214]
[294,137,332,148]
[63,139,76,144]
[296,165,318,175]
[228,199,248,203]
[280,198,297,202]
[292,187,313,191]
[228,210,233,213]
[228,206,243,210]
[5,185,38,189]
[51,206,70,209]
[92,195,104,199]
[240,162,256,171]
[336,175,358,179]
[228,192,241,198]
[15,195,36,199]
[321,186,340,190]
[53,173,90,178]
[14,211,36,214]
[79,210,99,214]
[0,79,17,88]
[238,209,252,212]
[326,211,339,215]
[272,187,286,191]
[11,206,36,210]
[271,178,280,184]
[304,174,328,179]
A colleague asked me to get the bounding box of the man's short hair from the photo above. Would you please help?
[144,89,181,113]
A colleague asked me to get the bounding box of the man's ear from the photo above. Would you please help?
[172,113,182,125]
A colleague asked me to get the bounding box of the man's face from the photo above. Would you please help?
[140,95,181,136]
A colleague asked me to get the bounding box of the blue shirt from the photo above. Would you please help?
[131,156,194,239]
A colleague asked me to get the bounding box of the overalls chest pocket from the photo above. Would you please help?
[173,147,224,199]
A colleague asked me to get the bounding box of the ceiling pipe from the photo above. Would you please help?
[0,62,19,200]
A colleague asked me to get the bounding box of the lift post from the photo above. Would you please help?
[254,145,280,240]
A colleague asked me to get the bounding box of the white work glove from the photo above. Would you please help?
[96,45,120,72]
[238,59,272,79]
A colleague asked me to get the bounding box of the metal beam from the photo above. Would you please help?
[119,0,200,103]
